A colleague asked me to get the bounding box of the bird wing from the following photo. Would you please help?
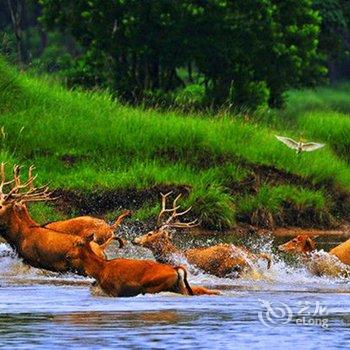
[301,142,325,152]
[275,135,299,150]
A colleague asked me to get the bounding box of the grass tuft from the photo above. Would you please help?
[185,185,235,230]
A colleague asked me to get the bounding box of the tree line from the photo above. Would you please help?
[1,0,350,109]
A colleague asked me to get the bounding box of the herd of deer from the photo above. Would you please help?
[1,164,350,298]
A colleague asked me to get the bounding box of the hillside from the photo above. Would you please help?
[1,58,350,230]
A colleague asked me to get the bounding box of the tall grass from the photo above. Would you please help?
[299,111,350,161]
[1,58,349,228]
[237,184,330,227]
[282,84,350,120]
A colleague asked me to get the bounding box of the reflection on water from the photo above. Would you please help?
[1,289,350,350]
[1,240,350,349]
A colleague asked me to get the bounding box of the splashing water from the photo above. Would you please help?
[0,243,90,286]
[1,236,350,349]
[104,235,350,294]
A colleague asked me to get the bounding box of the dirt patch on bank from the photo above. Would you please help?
[52,185,191,216]
[271,226,350,239]
[46,160,350,230]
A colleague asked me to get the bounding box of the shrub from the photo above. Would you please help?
[185,185,235,230]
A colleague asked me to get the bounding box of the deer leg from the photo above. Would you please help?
[191,286,221,295]
[99,236,126,252]
[255,253,272,269]
[111,210,132,231]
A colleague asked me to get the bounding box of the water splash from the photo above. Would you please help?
[0,243,89,285]
[1,234,350,294]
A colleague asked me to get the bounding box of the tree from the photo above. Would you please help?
[313,0,350,82]
[193,0,323,107]
[39,0,193,98]
[5,0,28,65]
[38,0,324,108]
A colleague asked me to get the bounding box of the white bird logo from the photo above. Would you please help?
[275,135,325,154]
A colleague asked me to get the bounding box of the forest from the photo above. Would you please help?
[1,0,350,108]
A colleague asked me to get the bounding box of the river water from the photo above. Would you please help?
[1,237,350,349]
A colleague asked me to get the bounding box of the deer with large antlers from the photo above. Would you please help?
[132,192,272,278]
[0,163,119,273]
[3,164,127,250]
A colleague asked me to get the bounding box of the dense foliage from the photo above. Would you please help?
[1,1,350,108]
[36,0,323,108]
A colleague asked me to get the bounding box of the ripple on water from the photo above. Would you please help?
[1,241,350,349]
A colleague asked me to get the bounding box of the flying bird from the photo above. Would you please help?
[275,135,325,154]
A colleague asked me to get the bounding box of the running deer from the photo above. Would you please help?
[44,209,131,248]
[278,235,350,277]
[0,163,117,273]
[20,166,129,249]
[132,192,272,278]
[66,234,220,297]
[3,164,125,251]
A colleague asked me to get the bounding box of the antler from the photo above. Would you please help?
[157,192,199,229]
[0,162,15,202]
[157,191,178,226]
[0,163,56,204]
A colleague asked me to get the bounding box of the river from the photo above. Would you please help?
[1,235,350,349]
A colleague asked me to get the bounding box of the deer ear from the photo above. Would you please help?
[85,233,95,243]
[73,239,85,248]
[13,202,22,210]
[305,238,315,251]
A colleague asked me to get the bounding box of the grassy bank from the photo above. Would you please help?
[1,58,350,229]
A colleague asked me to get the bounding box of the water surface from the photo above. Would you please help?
[1,239,350,349]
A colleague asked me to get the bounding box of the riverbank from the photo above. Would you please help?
[1,58,350,231]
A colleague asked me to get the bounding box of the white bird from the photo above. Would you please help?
[275,135,325,154]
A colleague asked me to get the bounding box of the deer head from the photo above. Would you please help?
[65,233,102,276]
[65,233,94,261]
[278,235,317,254]
[133,192,199,252]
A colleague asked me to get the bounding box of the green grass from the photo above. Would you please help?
[298,111,350,160]
[1,57,350,228]
[28,203,68,224]
[239,184,328,215]
[281,84,350,121]
[269,85,350,162]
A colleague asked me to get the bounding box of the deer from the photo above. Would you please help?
[4,164,126,253]
[43,210,130,250]
[65,233,220,297]
[132,192,272,279]
[278,235,350,277]
[0,163,118,273]
[16,166,129,249]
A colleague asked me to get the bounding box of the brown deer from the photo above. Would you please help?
[44,209,131,248]
[0,163,116,273]
[65,234,220,297]
[132,192,272,278]
[278,234,350,277]
[278,235,317,255]
[15,166,129,249]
